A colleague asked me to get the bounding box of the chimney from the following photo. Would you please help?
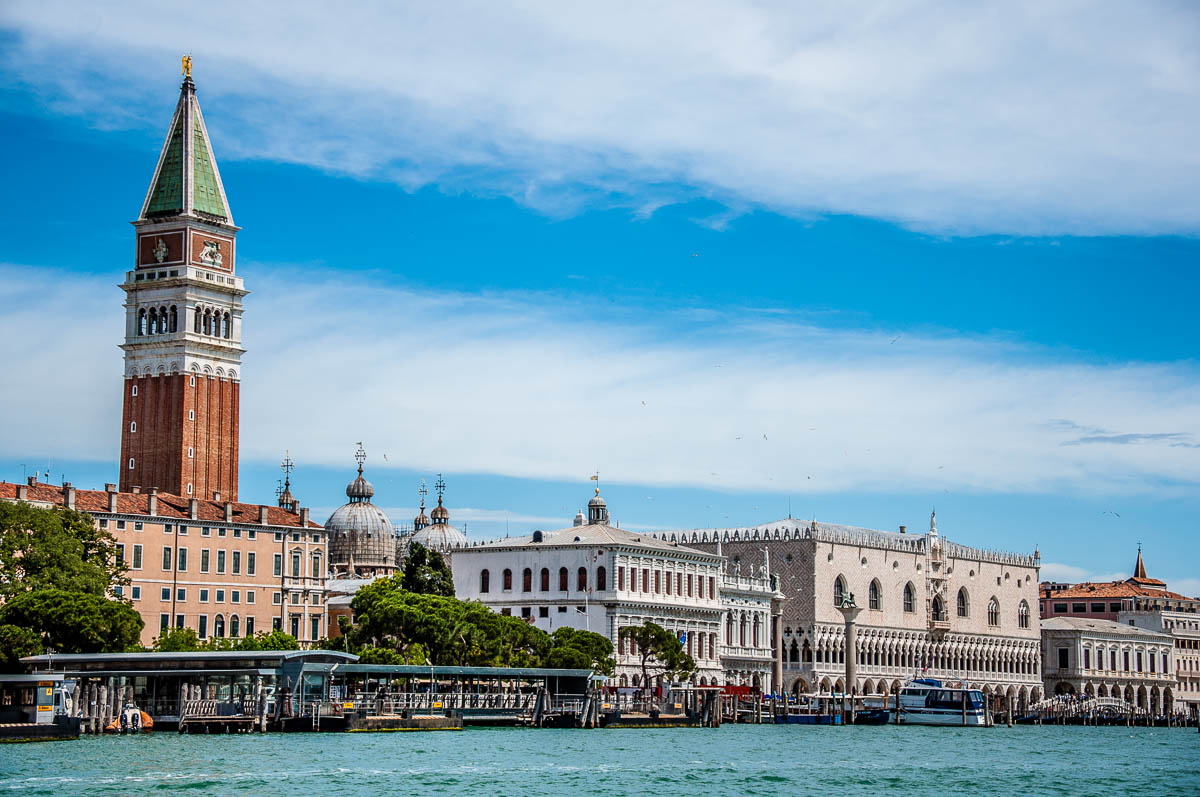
[26,475,36,487]
[189,498,199,520]
[259,506,269,525]
[105,483,117,492]
[147,487,158,516]
[106,484,118,513]
[131,486,141,494]
[62,483,76,511]
[212,491,221,502]
[300,507,310,526]
[899,525,907,534]
[16,484,27,500]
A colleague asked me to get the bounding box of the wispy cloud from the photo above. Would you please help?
[1063,432,1199,448]
[1,2,1197,235]
[3,263,1198,499]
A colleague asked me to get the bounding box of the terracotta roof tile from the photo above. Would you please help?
[1039,580,1191,601]
[0,481,321,529]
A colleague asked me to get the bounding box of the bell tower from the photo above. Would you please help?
[119,59,246,500]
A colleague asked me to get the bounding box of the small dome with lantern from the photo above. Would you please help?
[410,474,467,554]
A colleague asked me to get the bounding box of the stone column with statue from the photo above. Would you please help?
[837,593,863,725]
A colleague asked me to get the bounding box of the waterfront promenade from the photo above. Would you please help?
[2,725,1197,796]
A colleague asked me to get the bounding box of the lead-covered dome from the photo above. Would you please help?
[326,452,396,577]
[410,481,466,553]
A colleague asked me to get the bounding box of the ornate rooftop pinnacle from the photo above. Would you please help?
[1133,544,1148,580]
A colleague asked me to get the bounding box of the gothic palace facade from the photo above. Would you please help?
[655,513,1044,708]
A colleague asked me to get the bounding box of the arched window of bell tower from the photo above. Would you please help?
[158,306,168,334]
[138,308,147,336]
[193,306,201,333]
[169,305,178,333]
[203,309,212,336]
[148,307,157,335]
[223,312,231,339]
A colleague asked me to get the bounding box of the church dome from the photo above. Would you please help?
[411,476,465,553]
[411,522,468,553]
[326,450,396,577]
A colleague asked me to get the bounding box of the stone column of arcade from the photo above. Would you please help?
[837,599,863,725]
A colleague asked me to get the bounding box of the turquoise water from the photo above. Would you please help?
[2,726,1198,796]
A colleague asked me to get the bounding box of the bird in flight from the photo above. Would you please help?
[890,335,902,344]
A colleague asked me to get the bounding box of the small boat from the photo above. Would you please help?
[104,704,154,733]
[853,708,892,725]
[894,678,986,726]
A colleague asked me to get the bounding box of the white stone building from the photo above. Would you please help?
[1042,617,1176,714]
[1118,610,1198,716]
[658,512,1044,709]
[719,567,784,690]
[451,488,781,690]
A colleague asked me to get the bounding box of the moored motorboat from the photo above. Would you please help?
[894,678,986,726]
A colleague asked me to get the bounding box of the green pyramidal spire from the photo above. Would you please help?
[140,75,231,222]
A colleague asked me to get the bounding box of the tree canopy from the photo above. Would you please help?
[618,621,696,690]
[0,501,127,600]
[0,589,143,666]
[400,541,455,597]
[152,627,300,652]
[0,503,139,671]
[337,575,613,673]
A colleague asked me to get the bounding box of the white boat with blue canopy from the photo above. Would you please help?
[895,678,986,726]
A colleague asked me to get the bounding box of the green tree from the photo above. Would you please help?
[618,621,696,693]
[401,542,455,597]
[238,629,300,651]
[547,627,615,675]
[0,502,128,600]
[153,626,204,652]
[0,624,44,670]
[0,589,143,660]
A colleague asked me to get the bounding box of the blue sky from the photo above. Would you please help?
[0,3,1197,594]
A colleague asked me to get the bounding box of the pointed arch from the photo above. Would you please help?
[988,597,1000,626]
[957,587,970,618]
[869,579,882,610]
[833,575,847,606]
[1018,599,1030,629]
[932,594,947,622]
[903,582,916,613]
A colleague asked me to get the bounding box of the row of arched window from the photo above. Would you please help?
[195,306,232,338]
[480,566,607,594]
[136,305,231,338]
[835,576,1030,628]
[208,613,253,639]
[725,611,765,648]
[137,305,178,335]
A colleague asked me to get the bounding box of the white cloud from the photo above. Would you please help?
[1,2,1197,234]
[2,263,1198,500]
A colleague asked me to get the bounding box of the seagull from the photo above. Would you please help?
[735,436,742,440]
[691,253,699,257]
[383,454,388,462]
[890,335,901,344]
[762,434,768,440]
[641,400,646,406]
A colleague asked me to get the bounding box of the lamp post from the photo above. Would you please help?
[837,595,862,725]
